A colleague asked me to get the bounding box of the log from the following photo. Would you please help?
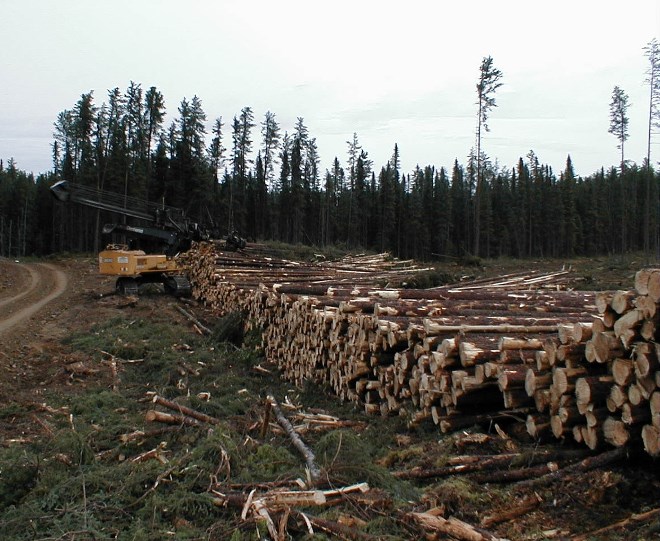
[298,513,381,541]
[634,269,653,295]
[268,395,321,483]
[611,290,636,314]
[409,509,509,541]
[641,424,660,456]
[633,294,656,319]
[581,425,601,450]
[515,447,627,488]
[652,392,660,416]
[603,416,630,447]
[525,369,552,397]
[634,342,658,378]
[647,269,660,302]
[144,409,204,427]
[552,367,587,395]
[498,366,529,391]
[607,384,628,412]
[613,309,643,339]
[586,331,623,363]
[498,336,544,350]
[152,395,220,425]
[471,462,559,483]
[173,304,212,334]
[572,506,660,541]
[572,321,594,343]
[612,358,635,386]
[575,376,615,406]
[480,494,542,528]
[394,449,588,480]
[526,413,552,440]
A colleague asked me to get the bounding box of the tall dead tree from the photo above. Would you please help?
[474,56,503,257]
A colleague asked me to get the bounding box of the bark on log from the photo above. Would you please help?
[409,509,509,541]
[144,409,204,427]
[572,506,660,541]
[268,395,321,483]
[480,494,542,528]
[514,447,628,488]
[152,395,220,425]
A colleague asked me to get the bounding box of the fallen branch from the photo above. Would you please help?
[514,447,628,489]
[210,482,369,510]
[119,426,181,443]
[268,395,321,484]
[294,512,382,541]
[152,395,220,425]
[471,462,560,484]
[480,493,542,528]
[132,442,169,464]
[144,409,204,428]
[99,350,144,364]
[173,304,212,334]
[571,506,660,541]
[394,449,589,480]
[409,508,510,541]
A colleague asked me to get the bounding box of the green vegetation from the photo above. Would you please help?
[0,309,422,540]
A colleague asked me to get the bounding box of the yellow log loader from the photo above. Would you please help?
[50,180,211,296]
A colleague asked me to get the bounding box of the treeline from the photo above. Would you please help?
[0,83,658,260]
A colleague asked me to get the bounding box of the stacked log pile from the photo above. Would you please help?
[178,242,660,456]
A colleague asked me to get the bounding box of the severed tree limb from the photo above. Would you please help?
[151,395,220,425]
[292,512,382,541]
[260,399,272,439]
[480,494,542,528]
[514,447,628,489]
[268,395,321,484]
[132,442,169,464]
[145,409,204,427]
[209,483,370,510]
[471,462,560,484]
[571,507,660,541]
[172,304,212,334]
[409,508,510,541]
[119,426,180,443]
[394,448,589,480]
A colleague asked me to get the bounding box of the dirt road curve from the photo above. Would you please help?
[0,260,69,336]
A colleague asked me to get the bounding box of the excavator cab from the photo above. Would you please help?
[99,245,191,296]
[51,180,196,297]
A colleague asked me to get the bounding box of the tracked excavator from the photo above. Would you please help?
[50,180,213,296]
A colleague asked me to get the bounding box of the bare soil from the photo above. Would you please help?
[0,259,108,442]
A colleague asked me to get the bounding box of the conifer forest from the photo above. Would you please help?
[1,42,660,262]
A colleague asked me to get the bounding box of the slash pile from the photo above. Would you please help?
[178,243,660,456]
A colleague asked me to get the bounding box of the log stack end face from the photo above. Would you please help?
[178,244,660,457]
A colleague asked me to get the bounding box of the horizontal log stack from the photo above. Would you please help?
[177,242,660,456]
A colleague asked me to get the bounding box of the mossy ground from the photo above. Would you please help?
[0,304,421,540]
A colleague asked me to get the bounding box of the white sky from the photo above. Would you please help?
[1,0,659,178]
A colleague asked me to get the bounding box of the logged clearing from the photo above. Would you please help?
[0,252,659,540]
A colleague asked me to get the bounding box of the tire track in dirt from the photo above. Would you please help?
[0,263,40,309]
[0,263,69,336]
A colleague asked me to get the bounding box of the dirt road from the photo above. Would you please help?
[0,260,69,335]
[0,258,105,363]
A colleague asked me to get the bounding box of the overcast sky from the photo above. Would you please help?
[2,0,659,178]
